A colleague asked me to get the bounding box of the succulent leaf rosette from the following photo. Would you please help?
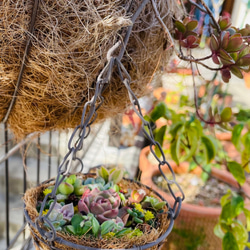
[78,188,121,223]
[37,166,167,239]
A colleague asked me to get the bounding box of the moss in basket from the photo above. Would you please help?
[37,166,166,239]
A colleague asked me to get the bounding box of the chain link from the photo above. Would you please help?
[35,0,185,241]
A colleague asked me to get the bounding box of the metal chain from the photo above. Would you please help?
[34,0,185,241]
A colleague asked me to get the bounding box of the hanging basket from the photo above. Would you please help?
[24,173,173,250]
[0,0,183,138]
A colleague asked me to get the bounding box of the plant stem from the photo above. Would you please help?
[190,62,222,125]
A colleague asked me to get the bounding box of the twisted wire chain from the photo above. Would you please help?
[34,0,185,241]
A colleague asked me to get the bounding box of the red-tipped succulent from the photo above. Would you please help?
[174,17,199,49]
[78,188,121,223]
[209,17,250,82]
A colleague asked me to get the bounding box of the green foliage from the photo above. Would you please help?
[227,162,245,185]
[97,166,124,184]
[142,196,166,211]
[215,190,249,250]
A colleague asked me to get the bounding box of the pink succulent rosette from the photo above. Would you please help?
[78,188,121,223]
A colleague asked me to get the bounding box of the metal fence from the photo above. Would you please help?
[0,119,143,250]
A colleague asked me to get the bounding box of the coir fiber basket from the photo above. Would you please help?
[24,173,172,250]
[0,0,182,138]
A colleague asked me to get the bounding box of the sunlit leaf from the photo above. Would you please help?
[232,124,244,149]
[170,138,180,165]
[181,128,198,161]
[214,223,225,239]
[223,232,239,250]
[231,221,249,244]
[227,161,245,185]
[155,125,167,157]
[231,195,244,217]
[243,208,250,231]
[175,20,186,33]
[221,107,232,122]
[241,149,250,172]
[150,102,168,122]
[186,20,198,31]
[201,136,216,163]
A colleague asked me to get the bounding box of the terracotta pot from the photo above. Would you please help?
[139,146,250,250]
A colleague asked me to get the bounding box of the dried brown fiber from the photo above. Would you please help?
[0,0,183,138]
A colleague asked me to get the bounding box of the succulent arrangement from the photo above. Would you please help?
[37,166,166,239]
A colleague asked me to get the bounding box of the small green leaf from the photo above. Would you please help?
[227,161,245,185]
[230,66,243,79]
[219,49,235,64]
[170,138,180,165]
[201,164,211,182]
[65,225,76,235]
[221,31,230,49]
[210,34,220,51]
[109,169,124,184]
[71,214,83,228]
[91,216,100,237]
[154,125,167,157]
[239,47,250,58]
[237,54,250,66]
[220,107,232,122]
[150,102,168,122]
[186,20,198,31]
[114,228,132,238]
[175,20,186,33]
[223,232,239,250]
[220,202,233,223]
[154,201,167,210]
[242,132,250,154]
[181,128,198,161]
[220,190,231,207]
[97,166,109,183]
[201,136,216,163]
[226,34,243,53]
[241,149,250,173]
[188,161,197,171]
[232,124,243,150]
[218,16,231,30]
[231,195,244,217]
[101,220,115,236]
[243,208,250,231]
[65,175,76,185]
[169,122,183,138]
[231,221,249,244]
[214,223,225,239]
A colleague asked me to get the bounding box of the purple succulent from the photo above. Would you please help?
[78,188,121,223]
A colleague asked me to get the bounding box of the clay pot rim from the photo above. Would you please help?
[139,146,250,217]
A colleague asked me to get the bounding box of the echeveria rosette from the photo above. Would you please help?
[78,188,121,223]
[53,202,74,222]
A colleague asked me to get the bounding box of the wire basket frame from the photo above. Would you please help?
[24,173,174,250]
[23,0,185,249]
